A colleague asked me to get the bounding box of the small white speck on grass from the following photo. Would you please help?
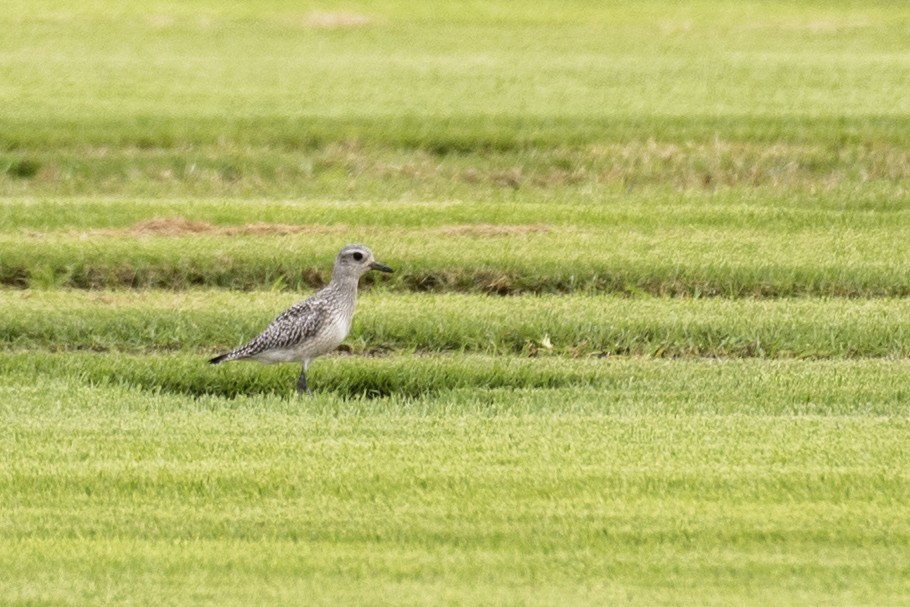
[540,335,553,350]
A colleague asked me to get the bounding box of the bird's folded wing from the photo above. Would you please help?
[238,298,330,356]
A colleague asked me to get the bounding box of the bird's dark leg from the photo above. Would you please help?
[296,364,312,396]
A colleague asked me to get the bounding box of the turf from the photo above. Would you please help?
[3,0,910,605]
[3,0,910,200]
[4,0,910,148]
[2,371,910,606]
[8,289,910,359]
[3,352,910,415]
[4,188,910,295]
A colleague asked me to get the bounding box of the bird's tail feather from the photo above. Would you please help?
[209,352,232,365]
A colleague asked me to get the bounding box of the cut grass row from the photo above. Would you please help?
[6,116,910,156]
[5,185,910,296]
[5,226,910,295]
[7,289,910,359]
[4,351,910,413]
[2,370,909,605]
[6,188,910,231]
[4,138,910,198]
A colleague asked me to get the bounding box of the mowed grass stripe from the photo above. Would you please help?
[6,114,910,155]
[5,414,909,536]
[4,187,910,296]
[6,290,910,359]
[4,222,910,295]
[4,188,910,232]
[2,380,909,605]
[3,537,908,607]
[3,140,910,198]
[3,351,910,414]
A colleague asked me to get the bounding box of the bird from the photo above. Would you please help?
[209,244,393,395]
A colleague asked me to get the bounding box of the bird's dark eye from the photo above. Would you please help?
[352,251,363,261]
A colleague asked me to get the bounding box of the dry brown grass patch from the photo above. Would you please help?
[93,218,346,238]
[434,224,552,237]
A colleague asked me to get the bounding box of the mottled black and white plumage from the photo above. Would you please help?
[209,244,393,395]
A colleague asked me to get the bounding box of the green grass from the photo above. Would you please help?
[4,140,908,199]
[2,371,910,606]
[4,352,910,415]
[3,0,910,200]
[4,1,910,145]
[4,189,910,295]
[8,289,910,359]
[4,0,910,604]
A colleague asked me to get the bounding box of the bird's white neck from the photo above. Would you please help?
[330,272,361,292]
[327,275,359,317]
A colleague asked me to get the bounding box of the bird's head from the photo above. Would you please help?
[332,244,393,282]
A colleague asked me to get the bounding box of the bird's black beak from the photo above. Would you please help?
[369,261,394,273]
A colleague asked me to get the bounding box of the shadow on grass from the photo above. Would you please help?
[5,351,604,400]
[134,360,600,400]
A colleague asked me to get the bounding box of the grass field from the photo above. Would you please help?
[3,1,910,605]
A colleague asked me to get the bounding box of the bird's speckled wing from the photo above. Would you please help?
[222,295,333,361]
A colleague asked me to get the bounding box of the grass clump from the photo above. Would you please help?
[3,158,41,179]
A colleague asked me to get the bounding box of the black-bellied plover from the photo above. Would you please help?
[209,244,393,395]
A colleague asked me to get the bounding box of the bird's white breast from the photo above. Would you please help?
[298,308,352,359]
